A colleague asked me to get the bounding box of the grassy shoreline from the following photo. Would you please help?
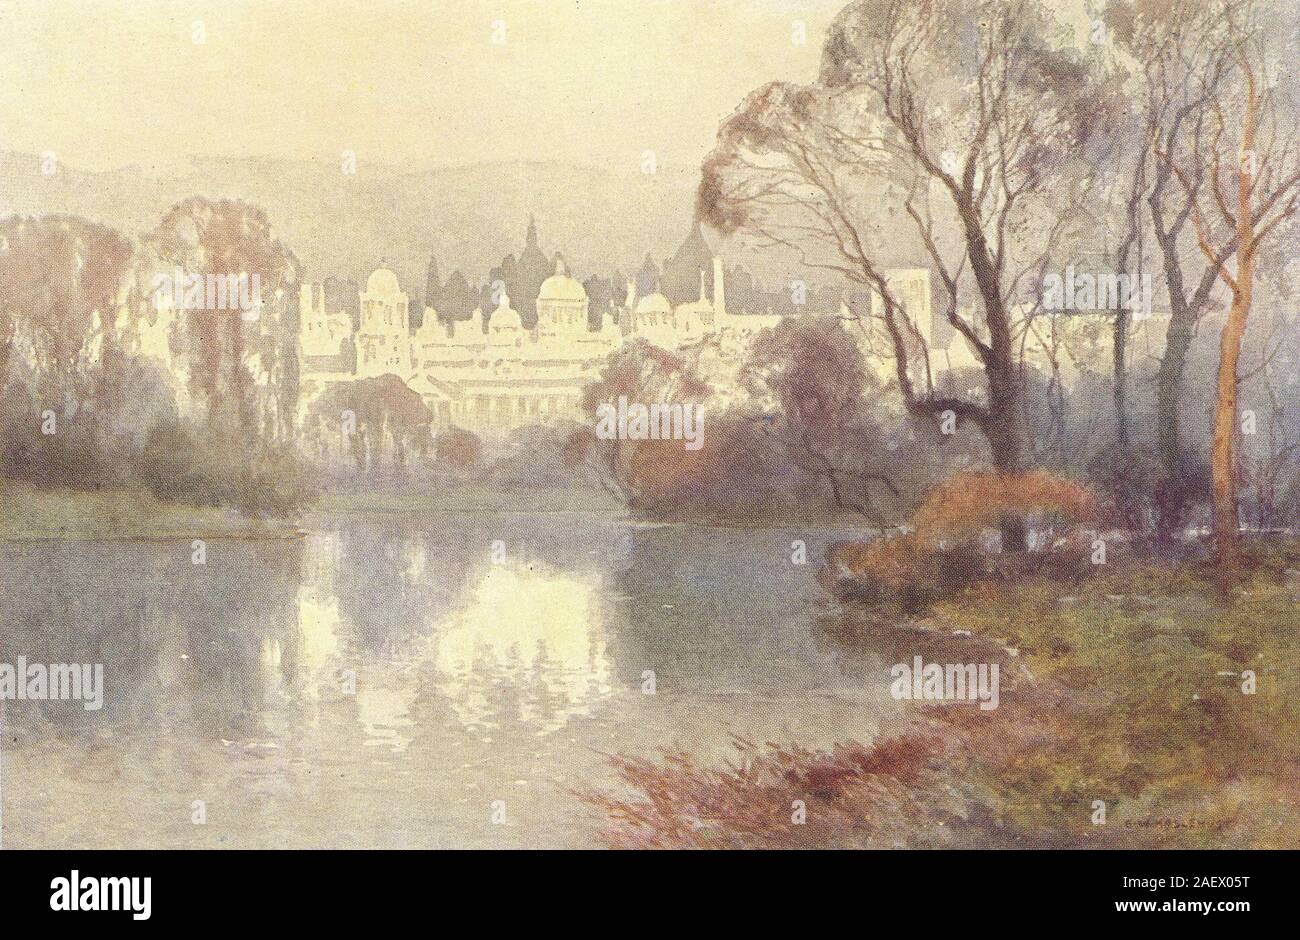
[0,481,304,541]
[317,486,874,528]
[583,543,1300,849]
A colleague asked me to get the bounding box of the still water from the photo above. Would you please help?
[0,511,899,848]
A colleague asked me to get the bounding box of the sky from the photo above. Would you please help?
[0,0,855,174]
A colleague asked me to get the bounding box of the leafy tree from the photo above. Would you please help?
[1103,0,1244,537]
[146,197,302,444]
[309,374,432,473]
[435,427,483,469]
[740,317,904,525]
[0,215,140,483]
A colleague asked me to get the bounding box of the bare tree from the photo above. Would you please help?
[698,0,1116,550]
[1102,0,1245,539]
[1158,0,1300,566]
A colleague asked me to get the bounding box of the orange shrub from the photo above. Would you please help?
[821,472,1099,611]
[910,470,1097,544]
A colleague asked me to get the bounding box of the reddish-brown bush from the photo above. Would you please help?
[578,733,958,849]
[910,470,1096,544]
[821,472,1099,610]
[435,427,482,468]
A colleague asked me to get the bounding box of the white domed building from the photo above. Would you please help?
[402,259,620,434]
[299,252,876,442]
[630,290,674,347]
[299,284,355,375]
[537,258,589,340]
[356,267,411,378]
[625,268,711,351]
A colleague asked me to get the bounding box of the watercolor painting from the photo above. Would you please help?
[1,0,1299,852]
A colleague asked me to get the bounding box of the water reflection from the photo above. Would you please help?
[0,516,894,847]
[356,684,416,752]
[431,563,612,733]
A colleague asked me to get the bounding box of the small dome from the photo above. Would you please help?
[539,257,587,303]
[490,296,522,331]
[636,292,672,316]
[366,268,401,294]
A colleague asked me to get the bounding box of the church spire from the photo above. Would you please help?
[526,214,539,250]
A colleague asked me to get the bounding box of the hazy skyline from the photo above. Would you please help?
[0,0,1098,282]
[1,0,850,175]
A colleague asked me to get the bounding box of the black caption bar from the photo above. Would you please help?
[0,850,1282,927]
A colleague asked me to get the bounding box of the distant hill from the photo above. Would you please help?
[0,152,707,302]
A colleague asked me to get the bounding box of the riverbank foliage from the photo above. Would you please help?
[584,540,1300,849]
[0,206,316,519]
[819,471,1100,613]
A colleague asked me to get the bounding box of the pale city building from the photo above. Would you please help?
[536,257,591,340]
[407,259,618,432]
[1019,304,1171,386]
[299,283,355,376]
[127,267,197,418]
[138,287,180,366]
[859,268,982,384]
[356,268,411,378]
[300,255,749,438]
[302,257,1165,440]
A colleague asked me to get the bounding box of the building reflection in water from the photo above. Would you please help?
[281,534,615,747]
[430,562,612,733]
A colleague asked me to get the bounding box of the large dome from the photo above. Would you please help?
[539,257,587,302]
[635,292,672,316]
[540,275,586,302]
[366,268,401,294]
